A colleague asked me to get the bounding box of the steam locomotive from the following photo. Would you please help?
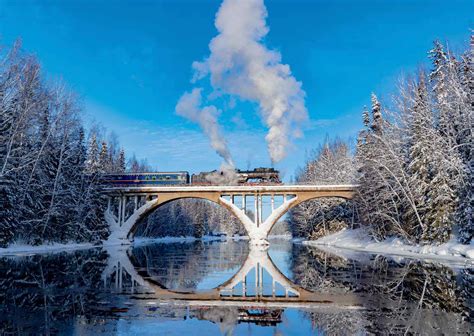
[191,167,281,184]
[102,168,280,187]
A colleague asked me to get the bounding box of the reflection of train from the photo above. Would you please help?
[102,168,281,187]
[238,309,283,326]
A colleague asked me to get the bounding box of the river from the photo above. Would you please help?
[0,239,472,335]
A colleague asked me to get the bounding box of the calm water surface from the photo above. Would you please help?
[0,240,472,335]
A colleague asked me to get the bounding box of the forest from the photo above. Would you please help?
[0,41,150,247]
[290,36,473,246]
[0,35,472,247]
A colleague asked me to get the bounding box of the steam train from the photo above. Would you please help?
[102,168,281,187]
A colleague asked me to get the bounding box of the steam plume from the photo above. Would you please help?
[192,0,308,163]
[205,162,239,185]
[176,88,234,166]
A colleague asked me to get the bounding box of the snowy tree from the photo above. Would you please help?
[404,74,433,240]
[289,138,355,239]
[98,141,109,173]
[0,42,115,246]
[117,148,126,173]
[455,35,474,243]
[371,93,383,134]
[85,134,99,174]
[354,37,473,245]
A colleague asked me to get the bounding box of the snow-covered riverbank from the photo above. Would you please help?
[0,234,294,256]
[0,242,97,256]
[303,228,474,262]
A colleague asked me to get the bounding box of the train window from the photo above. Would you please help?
[166,176,171,180]
[152,176,156,180]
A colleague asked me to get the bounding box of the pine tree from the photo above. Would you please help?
[362,106,370,128]
[117,148,126,173]
[85,134,99,174]
[371,93,383,134]
[98,141,109,173]
[456,35,474,243]
[403,74,435,241]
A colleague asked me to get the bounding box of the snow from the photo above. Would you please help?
[0,242,96,256]
[268,234,293,240]
[303,228,474,263]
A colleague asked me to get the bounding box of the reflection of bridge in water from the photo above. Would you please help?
[102,244,359,309]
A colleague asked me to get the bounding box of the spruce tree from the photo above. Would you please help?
[98,141,109,173]
[456,35,474,243]
[405,74,432,241]
[85,134,99,174]
[370,93,383,134]
[117,148,126,173]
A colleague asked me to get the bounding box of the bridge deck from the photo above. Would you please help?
[103,184,358,193]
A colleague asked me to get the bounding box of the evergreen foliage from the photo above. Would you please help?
[0,42,127,246]
[288,138,356,239]
[355,36,473,244]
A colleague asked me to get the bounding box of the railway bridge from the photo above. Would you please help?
[103,184,357,244]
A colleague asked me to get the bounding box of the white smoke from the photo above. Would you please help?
[204,162,239,185]
[176,88,234,166]
[192,0,308,163]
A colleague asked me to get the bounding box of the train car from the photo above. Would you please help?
[102,171,190,187]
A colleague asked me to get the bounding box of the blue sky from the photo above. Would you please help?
[0,0,472,179]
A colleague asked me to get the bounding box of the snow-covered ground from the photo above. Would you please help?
[0,242,96,256]
[303,228,474,263]
[0,235,255,256]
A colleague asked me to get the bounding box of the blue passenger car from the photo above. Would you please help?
[102,172,190,186]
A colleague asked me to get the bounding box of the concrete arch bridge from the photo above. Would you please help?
[104,185,356,244]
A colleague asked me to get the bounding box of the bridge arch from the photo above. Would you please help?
[106,192,254,242]
[261,193,354,239]
[104,185,356,243]
[127,195,245,240]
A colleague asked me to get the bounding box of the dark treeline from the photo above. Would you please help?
[0,249,110,334]
[290,36,473,245]
[0,42,148,247]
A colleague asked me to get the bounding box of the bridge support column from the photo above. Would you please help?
[254,196,258,226]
